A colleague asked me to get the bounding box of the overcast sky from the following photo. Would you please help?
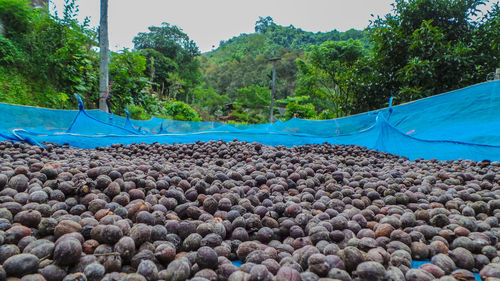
[48,0,492,53]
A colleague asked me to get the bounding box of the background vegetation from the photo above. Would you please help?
[0,0,498,123]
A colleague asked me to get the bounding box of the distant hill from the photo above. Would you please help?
[203,16,368,63]
[197,17,370,123]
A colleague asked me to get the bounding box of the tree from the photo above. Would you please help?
[472,2,500,77]
[98,0,109,112]
[284,101,316,120]
[140,48,177,97]
[133,23,199,58]
[255,16,275,33]
[133,23,201,101]
[191,84,229,120]
[0,0,33,37]
[221,84,272,124]
[366,0,498,104]
[0,0,99,108]
[108,49,151,115]
[201,19,368,117]
[234,84,270,108]
[296,39,365,116]
[300,0,500,115]
[163,101,201,121]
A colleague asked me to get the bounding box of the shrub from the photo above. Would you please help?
[0,0,33,37]
[0,67,71,108]
[163,101,202,121]
[127,105,151,120]
[0,36,24,65]
[317,109,335,120]
[284,102,316,120]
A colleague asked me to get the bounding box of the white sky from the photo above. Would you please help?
[49,0,494,53]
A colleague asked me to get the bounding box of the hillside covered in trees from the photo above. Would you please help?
[0,0,499,123]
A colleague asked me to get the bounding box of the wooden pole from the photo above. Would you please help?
[99,0,109,112]
[269,57,281,123]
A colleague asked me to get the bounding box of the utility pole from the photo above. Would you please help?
[269,57,281,123]
[99,0,109,112]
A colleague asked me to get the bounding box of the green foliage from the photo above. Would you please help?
[317,109,335,120]
[253,16,368,54]
[255,16,275,33]
[276,95,310,106]
[294,0,499,116]
[133,22,199,58]
[339,55,387,113]
[133,23,201,102]
[224,84,271,124]
[284,102,316,120]
[0,0,32,37]
[234,84,270,108]
[207,33,268,63]
[0,0,99,108]
[473,2,500,72]
[109,49,151,114]
[30,2,97,89]
[228,108,265,124]
[0,68,71,108]
[0,36,23,65]
[163,101,201,121]
[226,120,251,125]
[201,53,268,100]
[201,48,302,104]
[192,84,229,120]
[200,15,369,114]
[127,104,151,120]
[0,0,98,108]
[200,16,373,122]
[0,68,31,105]
[364,0,499,107]
[1,0,498,126]
[296,39,366,116]
[308,39,366,71]
[140,48,177,96]
[207,16,368,64]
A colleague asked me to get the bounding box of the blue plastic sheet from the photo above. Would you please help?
[231,260,243,267]
[1,81,500,161]
[410,260,482,281]
[230,260,482,280]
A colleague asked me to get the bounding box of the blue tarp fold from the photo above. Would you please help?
[1,81,499,161]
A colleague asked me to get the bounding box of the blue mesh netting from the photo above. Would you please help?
[1,80,499,161]
[233,260,484,281]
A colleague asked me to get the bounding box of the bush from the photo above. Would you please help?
[228,109,265,124]
[127,105,151,120]
[317,109,335,120]
[192,84,229,119]
[0,0,33,37]
[226,120,250,125]
[109,50,151,114]
[163,101,202,121]
[0,36,24,65]
[0,67,71,108]
[284,102,316,120]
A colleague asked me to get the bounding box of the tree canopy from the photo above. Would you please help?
[294,0,499,116]
[133,22,201,102]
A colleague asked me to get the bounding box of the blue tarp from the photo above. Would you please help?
[410,260,481,281]
[229,260,482,280]
[1,81,500,161]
